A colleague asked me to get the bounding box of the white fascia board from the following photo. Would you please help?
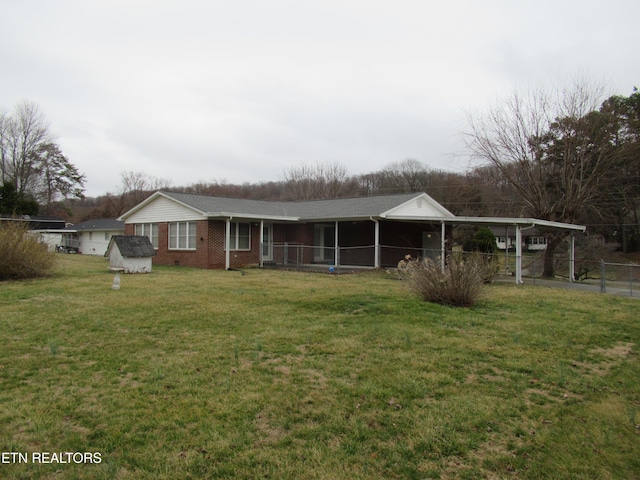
[297,215,378,222]
[454,217,586,232]
[382,215,586,232]
[447,216,586,231]
[206,212,299,222]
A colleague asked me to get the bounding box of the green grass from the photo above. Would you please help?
[0,255,638,479]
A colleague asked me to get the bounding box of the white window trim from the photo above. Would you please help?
[135,223,159,249]
[226,222,251,251]
[168,221,197,251]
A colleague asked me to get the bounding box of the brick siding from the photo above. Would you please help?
[126,219,448,270]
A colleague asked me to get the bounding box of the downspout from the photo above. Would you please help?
[370,217,380,269]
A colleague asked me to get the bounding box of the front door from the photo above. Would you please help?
[314,225,335,262]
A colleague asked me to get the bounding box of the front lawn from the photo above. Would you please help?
[0,255,638,479]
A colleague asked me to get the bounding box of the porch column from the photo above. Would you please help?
[372,218,380,268]
[569,234,575,282]
[504,226,509,275]
[440,222,446,273]
[515,225,523,284]
[334,221,340,269]
[259,220,264,268]
[225,218,231,270]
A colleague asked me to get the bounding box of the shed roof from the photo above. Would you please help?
[106,235,156,258]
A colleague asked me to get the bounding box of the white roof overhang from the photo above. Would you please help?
[205,212,299,222]
[382,215,586,232]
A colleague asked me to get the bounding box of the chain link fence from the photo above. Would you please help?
[266,242,639,297]
[597,261,640,296]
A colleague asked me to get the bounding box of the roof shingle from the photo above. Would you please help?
[108,235,156,257]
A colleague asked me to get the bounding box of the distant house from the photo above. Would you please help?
[61,218,125,255]
[118,191,586,283]
[105,235,156,273]
[1,215,66,252]
[490,226,548,251]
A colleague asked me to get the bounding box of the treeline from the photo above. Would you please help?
[9,81,638,254]
[71,159,521,220]
[69,152,637,252]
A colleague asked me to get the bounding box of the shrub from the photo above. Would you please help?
[0,222,56,281]
[463,227,498,254]
[398,253,491,307]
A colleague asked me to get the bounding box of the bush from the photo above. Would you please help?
[0,222,56,281]
[398,254,491,307]
[463,227,498,254]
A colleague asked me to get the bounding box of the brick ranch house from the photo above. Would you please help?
[119,191,586,282]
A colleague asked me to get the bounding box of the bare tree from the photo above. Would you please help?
[120,170,172,205]
[379,158,431,193]
[280,162,354,200]
[99,171,173,217]
[0,100,51,194]
[464,79,617,276]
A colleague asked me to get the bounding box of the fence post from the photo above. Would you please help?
[600,260,606,293]
[630,263,634,297]
[284,242,289,266]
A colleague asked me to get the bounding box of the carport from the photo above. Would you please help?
[385,216,586,283]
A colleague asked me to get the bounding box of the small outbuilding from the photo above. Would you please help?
[105,235,156,273]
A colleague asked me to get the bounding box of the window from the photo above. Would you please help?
[104,232,110,241]
[135,223,159,249]
[226,222,250,250]
[168,222,196,250]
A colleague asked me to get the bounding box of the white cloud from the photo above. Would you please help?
[1,0,639,196]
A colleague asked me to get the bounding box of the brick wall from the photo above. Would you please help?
[206,220,261,269]
[126,219,447,270]
[151,220,210,268]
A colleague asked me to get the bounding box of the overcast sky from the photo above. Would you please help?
[2,0,638,197]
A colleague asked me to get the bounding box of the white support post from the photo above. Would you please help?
[225,218,231,270]
[334,221,340,269]
[259,220,264,268]
[372,218,380,269]
[440,221,446,273]
[569,235,575,282]
[504,226,509,276]
[515,225,523,284]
